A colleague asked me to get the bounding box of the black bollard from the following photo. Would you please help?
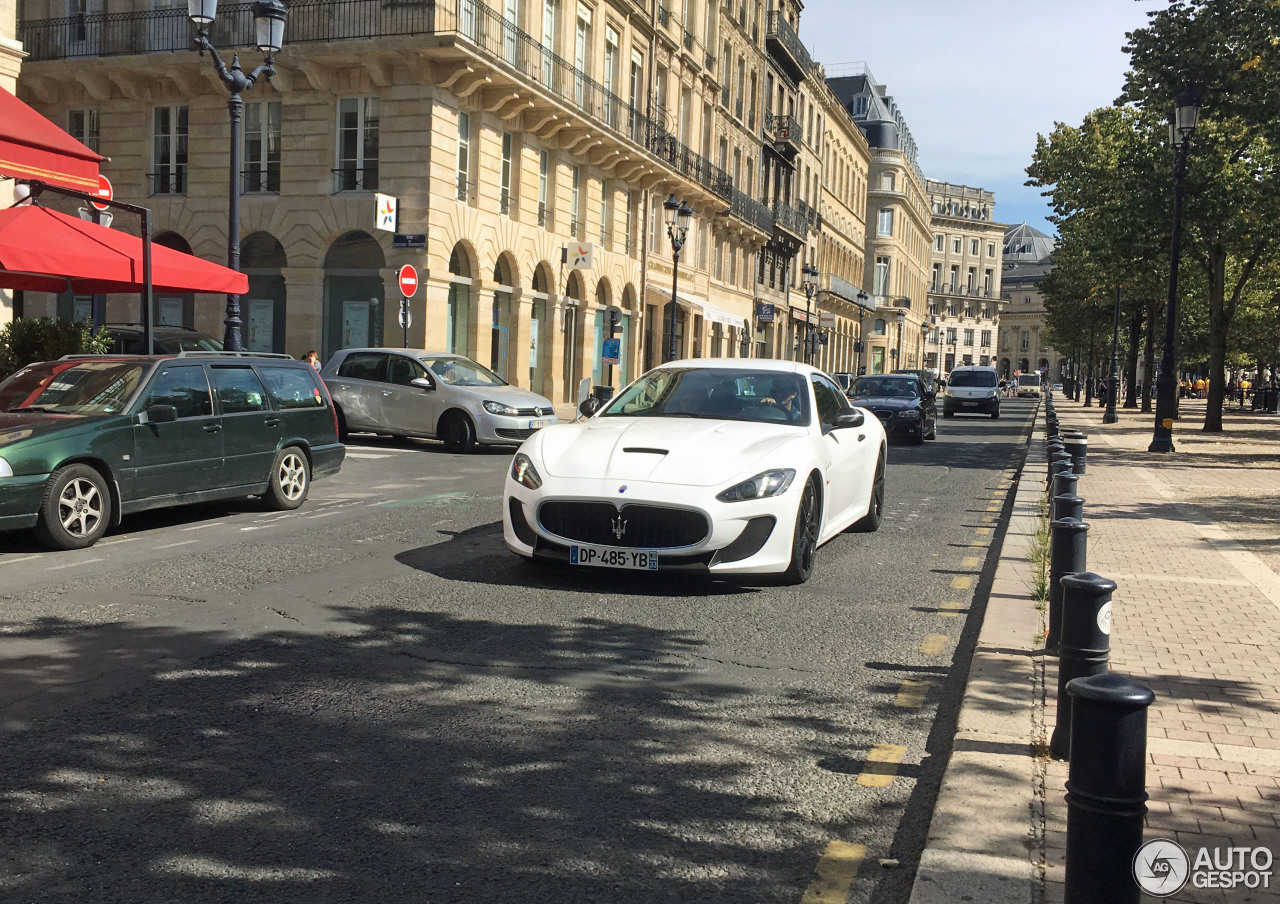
[1049,454,1074,490]
[1046,518,1088,654]
[1062,672,1155,904]
[1050,472,1079,521]
[1053,493,1084,523]
[1063,433,1088,475]
[1050,571,1113,758]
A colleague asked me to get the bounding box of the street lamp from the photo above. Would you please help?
[800,262,820,364]
[855,290,869,375]
[663,193,693,363]
[1103,286,1122,423]
[189,0,288,351]
[894,308,906,371]
[1150,86,1201,453]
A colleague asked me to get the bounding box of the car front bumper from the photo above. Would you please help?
[502,474,797,575]
[945,397,999,414]
[475,413,561,446]
[0,473,48,531]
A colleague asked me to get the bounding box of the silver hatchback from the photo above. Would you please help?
[322,348,558,452]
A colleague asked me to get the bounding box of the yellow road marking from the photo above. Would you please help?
[895,679,931,708]
[800,841,867,904]
[856,744,908,788]
[980,515,997,523]
[969,539,987,548]
[975,527,992,536]
[940,601,965,617]
[961,556,980,568]
[986,503,1001,512]
[950,575,972,591]
[919,634,948,655]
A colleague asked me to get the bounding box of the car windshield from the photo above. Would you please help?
[0,361,147,414]
[852,377,919,398]
[167,334,223,352]
[950,370,999,388]
[601,368,811,426]
[418,356,507,387]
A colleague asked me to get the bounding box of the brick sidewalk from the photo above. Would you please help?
[1043,401,1280,903]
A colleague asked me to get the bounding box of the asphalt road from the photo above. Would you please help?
[0,399,1036,904]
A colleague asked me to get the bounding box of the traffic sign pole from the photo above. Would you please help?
[396,265,419,348]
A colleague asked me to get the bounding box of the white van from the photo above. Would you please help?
[943,365,1000,418]
[1016,373,1042,398]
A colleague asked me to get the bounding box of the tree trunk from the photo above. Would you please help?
[1203,249,1228,432]
[1123,304,1141,408]
[1142,297,1156,413]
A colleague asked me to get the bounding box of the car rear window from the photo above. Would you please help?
[949,370,998,388]
[337,353,385,381]
[1018,374,1041,386]
[259,365,327,410]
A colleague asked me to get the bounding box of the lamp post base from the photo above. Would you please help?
[1147,435,1175,454]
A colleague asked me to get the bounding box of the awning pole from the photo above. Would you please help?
[141,207,153,355]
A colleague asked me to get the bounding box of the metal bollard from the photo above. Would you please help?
[1053,493,1084,523]
[1063,433,1088,475]
[1049,454,1074,489]
[1050,571,1112,756]
[1062,672,1155,904]
[1046,518,1088,654]
[1050,472,1079,521]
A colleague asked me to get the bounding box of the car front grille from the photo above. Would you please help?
[871,408,895,422]
[497,428,537,440]
[537,501,709,549]
[512,406,555,416]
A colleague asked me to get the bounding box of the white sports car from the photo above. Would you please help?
[502,359,888,584]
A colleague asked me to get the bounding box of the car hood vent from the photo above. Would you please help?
[622,447,668,455]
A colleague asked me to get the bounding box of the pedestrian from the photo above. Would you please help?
[303,350,321,370]
[1193,376,1206,399]
[1240,375,1251,408]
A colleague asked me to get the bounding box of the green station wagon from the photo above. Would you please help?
[0,353,345,549]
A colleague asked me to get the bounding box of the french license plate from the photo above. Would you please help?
[529,419,550,429]
[570,545,659,570]
[961,400,978,407]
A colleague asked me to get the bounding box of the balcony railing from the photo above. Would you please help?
[537,202,549,227]
[797,198,821,231]
[771,200,806,239]
[682,30,694,52]
[499,188,512,215]
[334,164,377,193]
[764,11,811,81]
[21,0,768,235]
[457,172,470,201]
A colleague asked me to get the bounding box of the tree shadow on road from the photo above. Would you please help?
[0,605,870,904]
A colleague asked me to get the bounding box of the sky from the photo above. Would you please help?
[800,0,1163,236]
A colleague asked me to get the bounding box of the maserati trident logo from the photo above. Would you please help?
[611,515,628,540]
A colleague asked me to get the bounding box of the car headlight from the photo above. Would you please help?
[0,457,11,478]
[897,409,920,419]
[716,468,795,503]
[511,452,542,489]
[484,400,521,416]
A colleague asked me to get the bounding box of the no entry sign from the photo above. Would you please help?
[90,174,113,211]
[398,264,419,297]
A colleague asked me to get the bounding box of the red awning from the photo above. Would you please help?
[0,86,104,192]
[0,205,248,295]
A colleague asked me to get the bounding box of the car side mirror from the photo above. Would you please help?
[579,396,602,418]
[410,377,434,391]
[141,404,178,424]
[834,410,865,429]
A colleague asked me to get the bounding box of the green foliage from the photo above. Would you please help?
[0,318,113,380]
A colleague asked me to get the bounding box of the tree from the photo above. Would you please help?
[0,318,113,380]
[1121,0,1280,430]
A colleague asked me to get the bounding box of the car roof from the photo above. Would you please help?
[333,347,456,356]
[951,365,996,372]
[651,357,810,374]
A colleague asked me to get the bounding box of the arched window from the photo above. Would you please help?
[873,318,886,336]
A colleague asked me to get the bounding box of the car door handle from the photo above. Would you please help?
[382,390,393,396]
[858,434,866,441]
[264,418,281,428]
[203,424,221,434]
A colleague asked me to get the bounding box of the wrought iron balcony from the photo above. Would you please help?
[764,11,811,83]
[765,111,801,160]
[771,199,807,240]
[797,199,821,231]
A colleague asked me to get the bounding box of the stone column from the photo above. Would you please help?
[280,267,325,358]
[423,274,453,351]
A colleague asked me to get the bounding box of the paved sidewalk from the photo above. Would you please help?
[910,399,1280,904]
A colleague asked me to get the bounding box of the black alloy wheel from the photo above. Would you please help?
[781,478,820,585]
[851,450,886,533]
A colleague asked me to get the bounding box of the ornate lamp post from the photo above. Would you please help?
[1103,286,1122,423]
[189,0,288,351]
[894,308,906,370]
[663,193,693,363]
[800,262,820,364]
[1150,86,1201,453]
[855,290,869,375]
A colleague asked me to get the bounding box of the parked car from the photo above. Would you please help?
[103,324,224,355]
[893,368,939,398]
[323,348,558,452]
[849,373,937,443]
[0,352,344,549]
[831,372,856,394]
[503,359,887,585]
[943,365,1001,418]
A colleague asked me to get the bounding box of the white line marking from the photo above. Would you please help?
[97,537,137,546]
[180,524,215,532]
[0,555,40,566]
[154,539,201,550]
[48,557,104,570]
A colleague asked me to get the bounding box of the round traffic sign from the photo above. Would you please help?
[90,174,113,211]
[398,264,419,297]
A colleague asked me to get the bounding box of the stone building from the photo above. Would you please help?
[15,0,805,406]
[997,221,1062,380]
[826,66,930,375]
[924,180,1005,376]
[1,0,22,329]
